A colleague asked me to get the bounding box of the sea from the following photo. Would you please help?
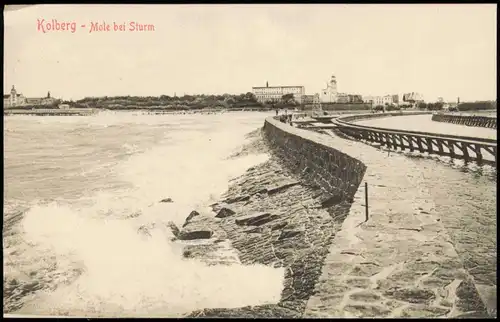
[3,110,285,317]
[3,110,497,317]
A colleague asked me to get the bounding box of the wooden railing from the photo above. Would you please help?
[337,111,433,122]
[432,113,497,129]
[333,114,497,166]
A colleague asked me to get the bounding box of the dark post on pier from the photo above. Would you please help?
[365,182,369,222]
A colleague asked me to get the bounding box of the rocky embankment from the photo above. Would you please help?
[164,129,354,318]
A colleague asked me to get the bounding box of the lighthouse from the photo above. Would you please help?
[320,75,338,103]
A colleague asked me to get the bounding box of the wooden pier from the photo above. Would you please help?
[432,113,497,129]
[4,108,97,116]
[333,115,497,166]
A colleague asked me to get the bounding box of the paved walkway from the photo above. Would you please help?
[301,130,492,318]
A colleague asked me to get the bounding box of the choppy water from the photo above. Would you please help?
[356,114,497,140]
[3,111,285,317]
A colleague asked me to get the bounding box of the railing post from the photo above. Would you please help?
[437,139,444,155]
[474,144,484,166]
[416,137,424,153]
[365,182,369,222]
[461,142,470,164]
[392,134,399,151]
[426,138,434,154]
[449,141,456,159]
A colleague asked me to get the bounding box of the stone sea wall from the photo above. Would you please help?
[181,123,368,318]
[263,116,367,203]
[179,115,491,318]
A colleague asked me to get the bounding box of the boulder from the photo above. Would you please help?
[166,221,180,238]
[267,181,300,195]
[183,210,200,227]
[216,207,236,219]
[137,224,154,237]
[127,211,141,218]
[182,243,217,258]
[235,212,278,226]
[159,198,174,203]
[178,230,213,240]
[271,221,288,231]
[278,229,304,240]
[244,227,264,234]
[225,195,250,204]
[209,202,219,210]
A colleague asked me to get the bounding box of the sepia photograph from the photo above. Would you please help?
[3,3,497,318]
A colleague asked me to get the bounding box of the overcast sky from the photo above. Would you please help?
[3,4,497,102]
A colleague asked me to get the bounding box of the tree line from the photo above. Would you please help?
[59,92,307,110]
[62,92,263,110]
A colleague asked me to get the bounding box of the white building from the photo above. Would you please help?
[363,94,400,106]
[382,95,394,105]
[252,82,305,104]
[402,92,424,103]
[3,85,26,107]
[320,75,338,103]
[363,95,384,106]
[4,85,57,108]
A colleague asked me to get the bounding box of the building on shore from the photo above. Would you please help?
[382,95,394,105]
[348,94,363,104]
[363,95,383,106]
[319,76,363,104]
[4,85,57,108]
[402,92,424,105]
[301,93,320,105]
[336,93,350,104]
[313,93,320,105]
[320,75,338,103]
[363,94,401,107]
[3,86,26,107]
[252,82,305,104]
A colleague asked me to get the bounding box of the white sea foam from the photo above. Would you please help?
[7,112,284,317]
[19,201,283,317]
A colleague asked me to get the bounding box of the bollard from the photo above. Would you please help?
[365,182,369,222]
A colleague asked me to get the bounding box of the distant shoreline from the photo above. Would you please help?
[4,107,496,117]
[3,108,97,116]
[3,107,278,117]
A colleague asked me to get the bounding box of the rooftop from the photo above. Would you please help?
[253,85,304,89]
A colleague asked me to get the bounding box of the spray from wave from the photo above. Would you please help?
[5,112,284,317]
